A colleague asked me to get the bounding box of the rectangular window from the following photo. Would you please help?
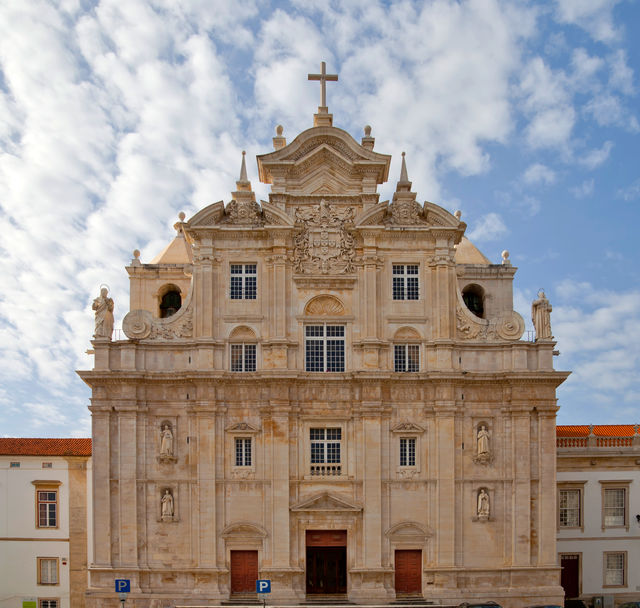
[604,488,625,527]
[305,325,345,372]
[604,552,625,586]
[394,344,419,372]
[230,264,257,300]
[235,438,252,467]
[400,438,416,467]
[231,344,256,372]
[392,264,419,300]
[37,558,59,585]
[559,489,581,527]
[42,462,53,469]
[310,428,342,475]
[10,461,20,468]
[37,491,57,528]
[39,600,59,608]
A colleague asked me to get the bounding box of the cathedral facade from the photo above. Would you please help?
[80,71,567,607]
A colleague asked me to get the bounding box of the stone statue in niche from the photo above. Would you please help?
[474,424,492,464]
[92,287,114,340]
[160,424,174,457]
[531,289,553,340]
[477,489,490,519]
[161,489,174,520]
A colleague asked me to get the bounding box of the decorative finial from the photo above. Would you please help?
[178,211,186,221]
[273,125,286,150]
[238,150,249,184]
[501,250,510,265]
[133,249,140,259]
[364,125,371,137]
[454,210,462,220]
[400,152,409,183]
[361,125,375,150]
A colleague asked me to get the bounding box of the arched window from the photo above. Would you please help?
[462,284,484,318]
[159,288,181,318]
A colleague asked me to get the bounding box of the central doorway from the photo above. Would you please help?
[306,530,347,595]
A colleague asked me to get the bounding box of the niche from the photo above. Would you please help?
[462,283,484,318]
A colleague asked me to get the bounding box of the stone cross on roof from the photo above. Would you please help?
[308,61,338,109]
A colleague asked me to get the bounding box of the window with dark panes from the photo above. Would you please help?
[392,264,419,300]
[230,264,257,300]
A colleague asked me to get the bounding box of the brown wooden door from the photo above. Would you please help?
[395,550,422,595]
[306,546,347,594]
[560,554,580,599]
[230,550,258,593]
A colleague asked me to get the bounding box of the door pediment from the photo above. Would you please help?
[291,491,362,512]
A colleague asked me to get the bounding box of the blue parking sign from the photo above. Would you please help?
[256,579,271,593]
[115,579,131,593]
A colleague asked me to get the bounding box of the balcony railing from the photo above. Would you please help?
[310,465,342,476]
[557,431,639,449]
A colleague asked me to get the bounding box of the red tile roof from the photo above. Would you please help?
[557,425,638,437]
[0,438,92,456]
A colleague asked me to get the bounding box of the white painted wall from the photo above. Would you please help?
[0,457,71,608]
[557,468,640,599]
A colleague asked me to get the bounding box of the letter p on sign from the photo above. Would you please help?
[256,579,271,593]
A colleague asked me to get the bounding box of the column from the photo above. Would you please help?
[196,406,217,567]
[118,409,138,567]
[89,405,111,566]
[511,407,531,566]
[537,408,558,565]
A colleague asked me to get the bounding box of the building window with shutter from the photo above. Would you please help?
[231,343,257,372]
[37,558,59,585]
[392,264,419,300]
[305,325,345,372]
[399,438,416,467]
[394,344,419,372]
[310,428,342,476]
[37,490,58,528]
[603,552,626,587]
[559,488,582,528]
[230,264,257,300]
[235,438,252,467]
[602,484,628,528]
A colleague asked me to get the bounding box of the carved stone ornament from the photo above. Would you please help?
[122,309,153,339]
[122,309,193,341]
[147,310,193,341]
[304,295,345,316]
[291,199,357,275]
[456,306,525,342]
[384,199,425,225]
[223,199,264,226]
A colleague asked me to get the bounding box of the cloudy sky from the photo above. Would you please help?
[1,0,639,437]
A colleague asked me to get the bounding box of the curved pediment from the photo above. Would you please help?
[187,201,225,227]
[385,521,432,539]
[423,201,465,229]
[229,325,257,340]
[304,295,345,316]
[393,326,421,341]
[221,521,268,538]
[355,201,388,227]
[257,126,391,195]
[261,201,295,226]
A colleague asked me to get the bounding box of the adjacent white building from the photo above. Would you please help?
[557,425,640,605]
[0,439,92,608]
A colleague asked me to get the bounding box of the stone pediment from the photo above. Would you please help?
[187,201,225,227]
[291,492,362,512]
[225,422,260,434]
[257,126,391,195]
[391,422,425,434]
[385,521,432,540]
[221,522,267,538]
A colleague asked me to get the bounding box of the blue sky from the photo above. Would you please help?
[1,0,639,437]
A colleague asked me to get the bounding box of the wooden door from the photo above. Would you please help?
[395,550,422,595]
[306,546,347,594]
[230,550,258,593]
[560,554,580,599]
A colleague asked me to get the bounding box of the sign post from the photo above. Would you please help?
[115,579,131,606]
[256,579,271,607]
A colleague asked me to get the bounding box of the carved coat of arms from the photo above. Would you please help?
[292,200,356,274]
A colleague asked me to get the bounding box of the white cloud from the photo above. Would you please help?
[554,0,622,43]
[553,282,640,423]
[617,178,640,201]
[579,140,613,169]
[570,178,594,198]
[467,212,508,243]
[523,163,556,185]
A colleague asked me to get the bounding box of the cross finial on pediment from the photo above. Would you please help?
[308,61,338,109]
